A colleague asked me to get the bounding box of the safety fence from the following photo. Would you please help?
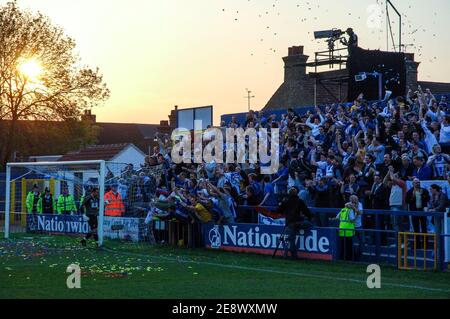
[153,220,203,248]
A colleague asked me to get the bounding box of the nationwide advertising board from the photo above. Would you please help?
[203,223,337,261]
[26,214,144,242]
[27,214,89,235]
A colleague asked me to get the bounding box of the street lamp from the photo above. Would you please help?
[244,88,255,112]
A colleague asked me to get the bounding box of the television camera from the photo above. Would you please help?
[314,29,346,51]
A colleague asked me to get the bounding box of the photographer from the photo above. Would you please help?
[278,186,313,260]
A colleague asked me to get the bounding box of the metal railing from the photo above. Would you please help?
[398,232,438,271]
[238,205,445,227]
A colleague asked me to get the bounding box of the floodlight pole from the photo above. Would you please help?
[4,164,11,239]
[386,0,402,52]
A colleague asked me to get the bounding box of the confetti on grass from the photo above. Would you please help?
[3,237,166,280]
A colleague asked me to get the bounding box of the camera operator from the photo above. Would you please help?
[278,186,313,260]
[340,28,358,55]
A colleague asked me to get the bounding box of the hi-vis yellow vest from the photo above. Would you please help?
[339,208,355,237]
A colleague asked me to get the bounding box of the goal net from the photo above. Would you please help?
[2,160,107,244]
[1,160,195,249]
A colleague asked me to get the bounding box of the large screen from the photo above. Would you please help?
[177,106,213,131]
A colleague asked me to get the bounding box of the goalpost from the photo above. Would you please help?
[3,160,106,246]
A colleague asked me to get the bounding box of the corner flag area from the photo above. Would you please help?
[1,234,449,299]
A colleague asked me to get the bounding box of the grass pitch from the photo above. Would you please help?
[1,234,449,299]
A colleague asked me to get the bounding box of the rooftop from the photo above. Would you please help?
[58,143,135,162]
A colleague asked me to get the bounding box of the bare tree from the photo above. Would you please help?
[0,1,109,166]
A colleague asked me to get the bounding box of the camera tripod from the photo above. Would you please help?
[272,221,313,259]
[272,225,290,258]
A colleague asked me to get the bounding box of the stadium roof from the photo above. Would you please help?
[58,143,144,162]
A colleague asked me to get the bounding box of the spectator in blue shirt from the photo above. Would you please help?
[259,176,278,207]
[367,138,385,166]
[248,173,262,200]
[272,161,289,195]
[412,156,433,180]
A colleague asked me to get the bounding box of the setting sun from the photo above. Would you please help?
[18,59,43,80]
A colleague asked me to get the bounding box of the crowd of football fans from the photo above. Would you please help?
[25,85,450,240]
[110,86,446,236]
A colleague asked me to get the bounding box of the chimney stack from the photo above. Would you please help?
[283,46,309,82]
[405,53,420,89]
[169,106,178,128]
[81,109,96,123]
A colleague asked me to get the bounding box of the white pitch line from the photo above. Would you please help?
[104,248,450,294]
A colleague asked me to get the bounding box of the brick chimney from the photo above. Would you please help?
[168,105,178,128]
[405,53,420,89]
[81,109,96,123]
[264,45,315,110]
[283,46,309,82]
[157,120,172,136]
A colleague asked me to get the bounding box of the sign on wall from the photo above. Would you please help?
[26,214,144,242]
[258,214,286,226]
[103,216,142,242]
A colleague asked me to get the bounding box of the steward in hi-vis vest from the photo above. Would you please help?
[336,205,356,261]
[104,184,125,217]
[26,184,41,214]
[57,188,77,215]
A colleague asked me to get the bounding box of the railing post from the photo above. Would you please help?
[397,232,401,269]
[439,233,446,272]
[375,214,381,261]
[424,234,427,271]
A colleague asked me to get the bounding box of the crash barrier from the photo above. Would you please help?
[153,220,203,248]
[398,232,438,271]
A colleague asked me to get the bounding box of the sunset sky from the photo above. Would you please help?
[9,0,450,125]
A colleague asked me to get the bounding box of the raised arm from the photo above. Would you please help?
[310,149,318,167]
[336,134,345,155]
[406,88,414,105]
[358,116,368,134]
[318,113,326,126]
[306,115,315,128]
